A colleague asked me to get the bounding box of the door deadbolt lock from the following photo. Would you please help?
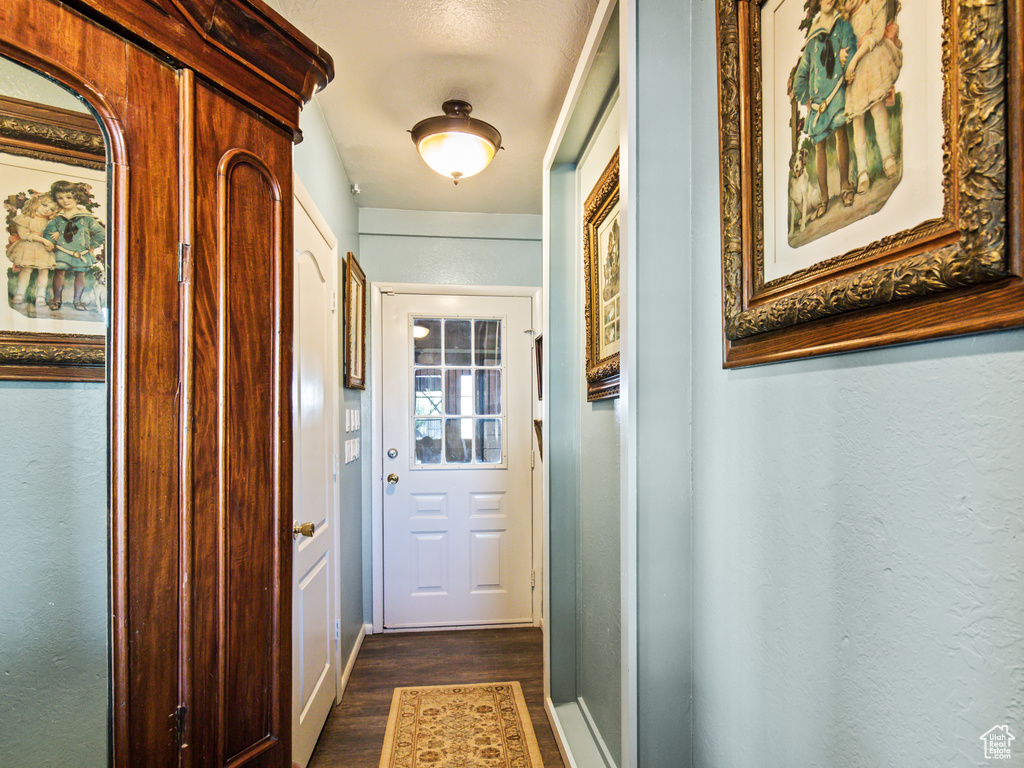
[293,521,315,539]
[387,448,398,459]
[387,473,399,485]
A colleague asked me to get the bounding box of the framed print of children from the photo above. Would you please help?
[43,179,105,313]
[5,191,57,307]
[789,0,856,220]
[786,0,903,248]
[844,0,902,193]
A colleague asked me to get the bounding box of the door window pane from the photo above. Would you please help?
[410,315,504,466]
[444,418,474,463]
[414,368,442,416]
[414,319,442,365]
[444,369,474,415]
[475,370,501,415]
[475,419,502,463]
[475,319,501,366]
[444,319,472,366]
[414,419,442,464]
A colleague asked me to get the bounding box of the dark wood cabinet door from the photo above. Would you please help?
[184,77,294,768]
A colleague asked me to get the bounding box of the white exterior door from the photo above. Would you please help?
[291,190,338,767]
[382,292,534,629]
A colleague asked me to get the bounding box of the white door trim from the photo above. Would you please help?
[371,282,541,633]
[292,175,343,694]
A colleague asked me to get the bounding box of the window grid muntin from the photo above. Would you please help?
[410,314,506,468]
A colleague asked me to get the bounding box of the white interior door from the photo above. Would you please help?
[291,190,338,767]
[382,292,534,629]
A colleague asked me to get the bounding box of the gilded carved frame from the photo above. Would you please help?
[344,250,367,389]
[716,0,1024,367]
[583,148,621,401]
[1,95,106,380]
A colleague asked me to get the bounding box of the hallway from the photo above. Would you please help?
[309,628,565,767]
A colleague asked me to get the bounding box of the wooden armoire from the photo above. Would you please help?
[0,1,333,765]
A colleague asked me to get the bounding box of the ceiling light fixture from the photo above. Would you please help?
[410,100,502,185]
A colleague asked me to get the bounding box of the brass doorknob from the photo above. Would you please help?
[293,521,315,539]
[387,473,399,485]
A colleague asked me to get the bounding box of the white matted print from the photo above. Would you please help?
[597,203,620,361]
[3,153,107,334]
[761,0,944,283]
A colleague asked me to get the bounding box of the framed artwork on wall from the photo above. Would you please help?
[344,250,366,389]
[716,0,1024,367]
[1,96,108,381]
[583,147,620,400]
[534,333,542,400]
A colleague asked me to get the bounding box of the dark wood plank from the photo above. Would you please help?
[309,628,566,768]
[188,79,294,768]
[121,42,183,768]
[61,0,332,137]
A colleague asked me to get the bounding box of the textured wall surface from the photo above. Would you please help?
[0,56,89,112]
[0,382,108,767]
[576,95,622,765]
[632,0,696,762]
[294,97,366,662]
[687,0,1024,764]
[359,233,542,288]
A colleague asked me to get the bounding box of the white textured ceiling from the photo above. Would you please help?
[276,0,600,214]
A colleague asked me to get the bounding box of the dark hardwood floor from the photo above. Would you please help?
[308,627,565,768]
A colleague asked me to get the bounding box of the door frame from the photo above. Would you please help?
[292,176,343,695]
[370,282,542,633]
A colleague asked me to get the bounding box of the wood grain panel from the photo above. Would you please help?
[188,79,293,768]
[2,5,184,765]
[61,0,332,137]
[122,44,183,768]
[4,1,317,764]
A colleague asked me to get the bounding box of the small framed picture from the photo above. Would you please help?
[583,148,620,401]
[1,96,107,381]
[534,333,543,400]
[716,0,1024,366]
[344,251,366,389]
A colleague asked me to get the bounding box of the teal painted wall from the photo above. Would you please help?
[0,383,108,768]
[294,97,365,663]
[685,0,1024,764]
[632,1,694,764]
[576,95,622,765]
[625,0,1024,765]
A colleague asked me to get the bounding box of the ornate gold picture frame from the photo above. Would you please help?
[583,148,620,400]
[1,95,107,381]
[716,0,1023,367]
[344,250,366,389]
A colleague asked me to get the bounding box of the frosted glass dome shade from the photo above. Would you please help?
[411,100,501,184]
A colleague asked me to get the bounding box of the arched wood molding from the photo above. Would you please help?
[63,0,334,138]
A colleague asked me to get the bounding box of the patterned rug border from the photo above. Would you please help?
[378,680,544,768]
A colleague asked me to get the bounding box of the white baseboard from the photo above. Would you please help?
[578,696,617,768]
[337,623,368,703]
[546,698,616,768]
[545,697,578,768]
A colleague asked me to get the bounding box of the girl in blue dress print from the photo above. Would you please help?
[790,0,858,217]
[43,180,105,311]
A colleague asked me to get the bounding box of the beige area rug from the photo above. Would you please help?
[379,681,545,768]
